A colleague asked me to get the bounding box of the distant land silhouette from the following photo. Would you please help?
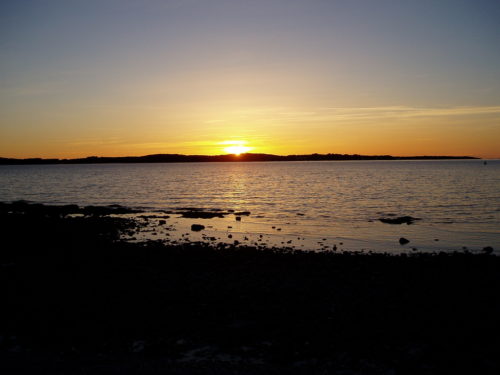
[0,153,479,165]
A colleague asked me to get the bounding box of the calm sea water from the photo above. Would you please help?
[1,160,499,253]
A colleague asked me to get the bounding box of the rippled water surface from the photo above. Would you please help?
[1,160,499,252]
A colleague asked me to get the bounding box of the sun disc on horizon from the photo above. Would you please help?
[224,145,252,155]
[220,140,252,155]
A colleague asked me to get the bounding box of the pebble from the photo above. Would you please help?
[399,237,410,245]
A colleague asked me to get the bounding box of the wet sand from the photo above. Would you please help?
[1,202,499,374]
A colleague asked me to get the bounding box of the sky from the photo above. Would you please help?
[1,0,500,158]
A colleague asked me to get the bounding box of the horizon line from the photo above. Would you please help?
[0,152,485,164]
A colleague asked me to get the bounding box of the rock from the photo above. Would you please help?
[131,340,145,353]
[379,216,421,225]
[191,224,205,231]
[399,237,410,245]
[82,205,141,216]
[59,204,80,216]
[483,246,494,254]
[182,211,225,219]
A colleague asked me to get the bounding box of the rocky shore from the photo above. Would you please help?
[1,202,499,374]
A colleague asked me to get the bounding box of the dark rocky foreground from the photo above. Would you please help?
[1,202,499,374]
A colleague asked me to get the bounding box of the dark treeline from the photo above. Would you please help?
[0,153,478,165]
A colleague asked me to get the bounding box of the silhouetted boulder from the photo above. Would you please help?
[82,205,140,216]
[59,204,80,216]
[191,224,205,231]
[483,246,494,254]
[380,216,421,225]
[399,237,410,245]
[181,211,225,219]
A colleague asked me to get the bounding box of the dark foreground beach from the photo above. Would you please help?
[1,202,499,374]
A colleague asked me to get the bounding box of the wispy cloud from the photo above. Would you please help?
[321,106,500,120]
[221,105,500,124]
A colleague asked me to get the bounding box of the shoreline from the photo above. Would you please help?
[2,202,500,373]
[0,153,480,165]
[2,200,497,255]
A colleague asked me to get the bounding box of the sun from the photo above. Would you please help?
[224,145,252,155]
[220,140,252,155]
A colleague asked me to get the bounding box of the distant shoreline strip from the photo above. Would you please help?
[0,153,479,165]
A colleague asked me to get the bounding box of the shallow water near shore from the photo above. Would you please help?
[1,159,499,253]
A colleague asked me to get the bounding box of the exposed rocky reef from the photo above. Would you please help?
[1,202,499,374]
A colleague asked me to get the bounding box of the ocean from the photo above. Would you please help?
[1,159,499,253]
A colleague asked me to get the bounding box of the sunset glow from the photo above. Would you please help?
[1,1,499,159]
[224,146,252,155]
[220,141,252,155]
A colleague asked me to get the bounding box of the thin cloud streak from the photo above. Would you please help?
[240,106,500,124]
[322,106,500,119]
[205,105,500,126]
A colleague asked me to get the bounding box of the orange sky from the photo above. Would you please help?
[2,105,499,159]
[1,1,500,159]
